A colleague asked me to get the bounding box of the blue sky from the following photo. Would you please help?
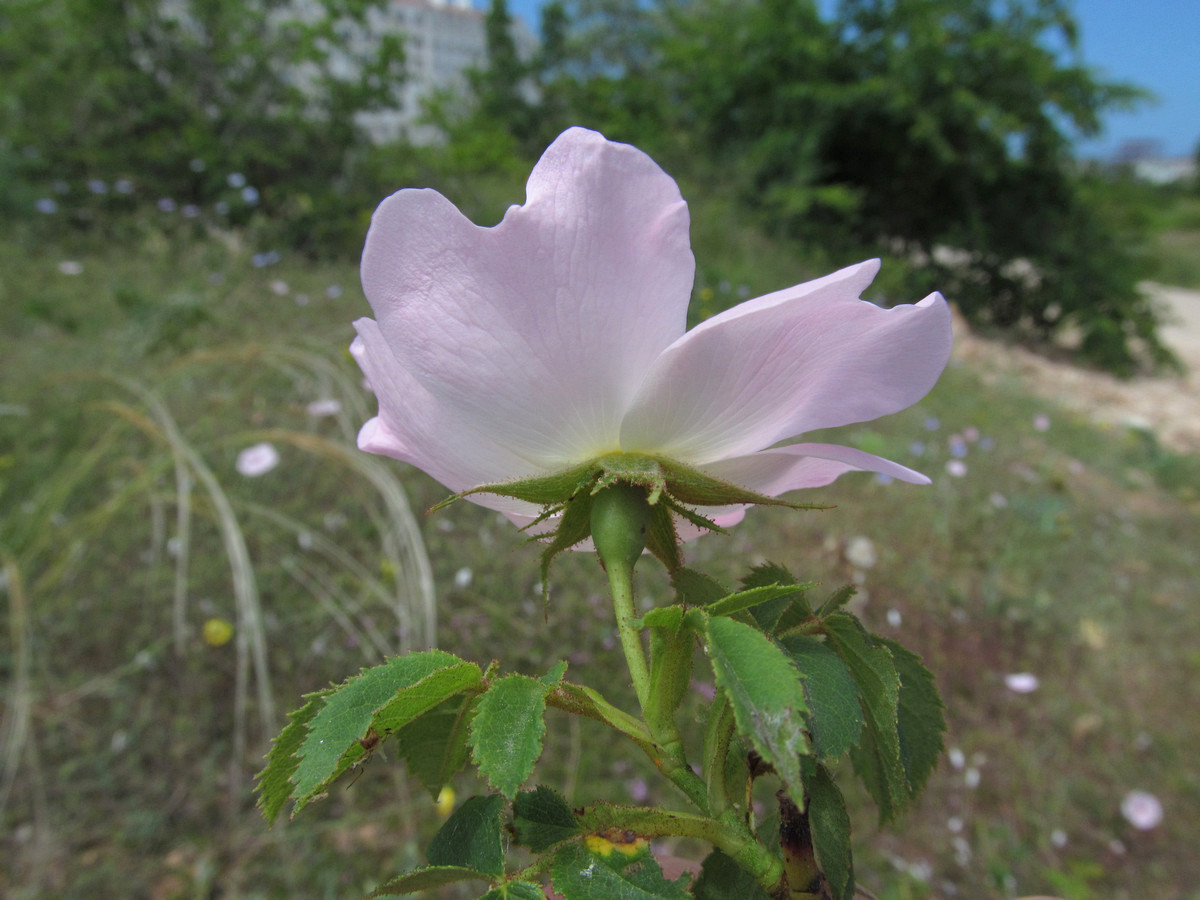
[502,0,1198,159]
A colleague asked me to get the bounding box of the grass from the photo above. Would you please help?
[1,213,1199,900]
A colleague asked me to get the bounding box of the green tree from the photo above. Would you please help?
[0,0,405,252]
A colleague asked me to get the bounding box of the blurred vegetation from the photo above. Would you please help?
[2,9,1200,891]
[2,0,1197,372]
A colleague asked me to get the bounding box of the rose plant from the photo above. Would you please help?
[257,128,953,899]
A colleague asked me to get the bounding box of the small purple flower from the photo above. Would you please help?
[157,197,177,213]
[35,198,58,214]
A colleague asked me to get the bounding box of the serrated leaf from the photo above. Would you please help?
[479,883,546,900]
[740,563,813,630]
[691,850,773,900]
[878,637,946,797]
[370,865,495,896]
[704,615,810,806]
[373,662,483,733]
[822,614,906,822]
[805,764,855,900]
[671,567,729,606]
[470,674,550,798]
[512,786,581,851]
[781,635,863,761]
[396,694,478,798]
[706,583,815,619]
[551,840,691,899]
[541,660,568,686]
[816,585,857,617]
[294,650,472,809]
[255,691,326,823]
[428,794,506,875]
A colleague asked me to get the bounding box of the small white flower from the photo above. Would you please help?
[114,179,134,194]
[306,398,342,418]
[1005,672,1039,693]
[1120,790,1163,830]
[227,172,246,188]
[242,186,260,205]
[1051,828,1068,848]
[964,767,981,789]
[57,260,83,276]
[948,747,965,769]
[845,536,877,569]
[326,284,343,299]
[945,459,967,477]
[236,442,280,477]
[886,608,902,627]
[947,816,963,833]
[453,566,473,589]
[1033,413,1051,432]
[989,492,1008,509]
[269,279,289,296]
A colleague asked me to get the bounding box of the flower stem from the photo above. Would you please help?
[604,555,652,711]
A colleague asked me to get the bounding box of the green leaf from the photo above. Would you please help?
[822,614,906,822]
[805,764,855,900]
[512,786,581,851]
[255,690,326,823]
[781,635,863,761]
[294,650,478,810]
[878,637,946,797]
[470,674,550,798]
[541,660,569,686]
[551,840,691,899]
[370,865,495,896]
[704,615,810,805]
[671,567,729,606]
[740,563,813,630]
[396,694,478,798]
[479,884,546,900]
[705,583,816,619]
[816,585,857,618]
[691,850,773,900]
[427,794,506,876]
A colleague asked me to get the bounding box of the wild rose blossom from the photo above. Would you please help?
[351,128,952,537]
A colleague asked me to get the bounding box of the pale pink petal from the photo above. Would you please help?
[353,322,544,494]
[697,443,931,498]
[619,260,953,464]
[358,127,693,474]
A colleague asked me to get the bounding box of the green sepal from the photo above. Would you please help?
[550,839,691,899]
[656,455,829,511]
[427,793,507,876]
[470,674,551,799]
[432,460,599,511]
[511,785,582,851]
[369,865,496,896]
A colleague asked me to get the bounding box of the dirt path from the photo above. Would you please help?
[954,284,1200,454]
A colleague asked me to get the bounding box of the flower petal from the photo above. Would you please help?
[619,260,953,463]
[699,443,931,496]
[358,127,694,473]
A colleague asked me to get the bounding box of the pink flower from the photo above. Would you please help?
[236,442,280,477]
[1120,790,1163,830]
[351,128,952,534]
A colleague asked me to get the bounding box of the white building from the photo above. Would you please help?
[289,0,537,144]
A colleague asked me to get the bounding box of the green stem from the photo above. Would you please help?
[578,803,785,888]
[605,556,652,710]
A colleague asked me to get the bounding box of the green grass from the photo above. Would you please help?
[1,219,1199,900]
